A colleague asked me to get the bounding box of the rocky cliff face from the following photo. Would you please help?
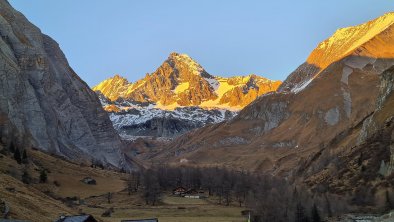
[357,65,394,144]
[0,0,128,168]
[298,66,394,196]
[94,53,280,138]
[152,12,394,175]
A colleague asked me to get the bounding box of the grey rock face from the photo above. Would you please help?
[277,62,320,92]
[236,92,290,135]
[0,1,127,168]
[378,66,394,110]
[216,136,248,146]
[324,107,340,126]
[121,116,205,138]
[357,66,394,144]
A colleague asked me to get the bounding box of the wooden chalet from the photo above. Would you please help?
[54,214,97,222]
[172,186,186,195]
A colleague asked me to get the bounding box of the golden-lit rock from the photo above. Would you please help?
[94,53,281,110]
[308,12,394,69]
[279,12,394,92]
[92,74,130,101]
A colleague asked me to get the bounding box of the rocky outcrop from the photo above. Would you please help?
[277,62,320,92]
[0,0,127,168]
[93,74,129,101]
[218,74,281,107]
[357,66,394,144]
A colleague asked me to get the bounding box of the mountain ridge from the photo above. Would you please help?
[150,12,394,176]
[279,11,394,93]
[93,52,282,111]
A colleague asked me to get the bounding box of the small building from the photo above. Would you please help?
[54,214,97,222]
[0,199,10,219]
[185,188,198,195]
[121,219,158,222]
[0,220,31,222]
[172,187,186,196]
[80,177,96,185]
[184,195,203,199]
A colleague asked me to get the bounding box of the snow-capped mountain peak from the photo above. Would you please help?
[93,52,281,138]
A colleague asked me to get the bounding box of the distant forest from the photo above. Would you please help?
[123,165,392,222]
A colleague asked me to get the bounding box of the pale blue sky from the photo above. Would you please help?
[8,0,394,86]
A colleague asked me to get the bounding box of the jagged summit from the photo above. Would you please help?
[94,52,281,110]
[93,74,130,101]
[164,52,213,79]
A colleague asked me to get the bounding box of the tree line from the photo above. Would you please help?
[0,141,48,184]
[127,165,354,222]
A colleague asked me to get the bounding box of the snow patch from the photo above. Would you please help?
[341,67,353,85]
[291,78,314,93]
[324,107,340,126]
[173,82,190,93]
[172,53,204,75]
[342,89,352,118]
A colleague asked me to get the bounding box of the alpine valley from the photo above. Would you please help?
[1,1,394,221]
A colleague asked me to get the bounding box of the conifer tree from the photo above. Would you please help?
[295,202,309,222]
[13,147,22,164]
[22,170,31,184]
[385,190,393,212]
[311,203,321,222]
[9,141,15,153]
[22,149,28,164]
[39,169,47,183]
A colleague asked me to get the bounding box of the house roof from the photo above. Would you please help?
[0,220,31,222]
[54,215,96,222]
[173,187,186,190]
[121,219,158,222]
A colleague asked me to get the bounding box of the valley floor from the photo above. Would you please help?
[82,192,246,222]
